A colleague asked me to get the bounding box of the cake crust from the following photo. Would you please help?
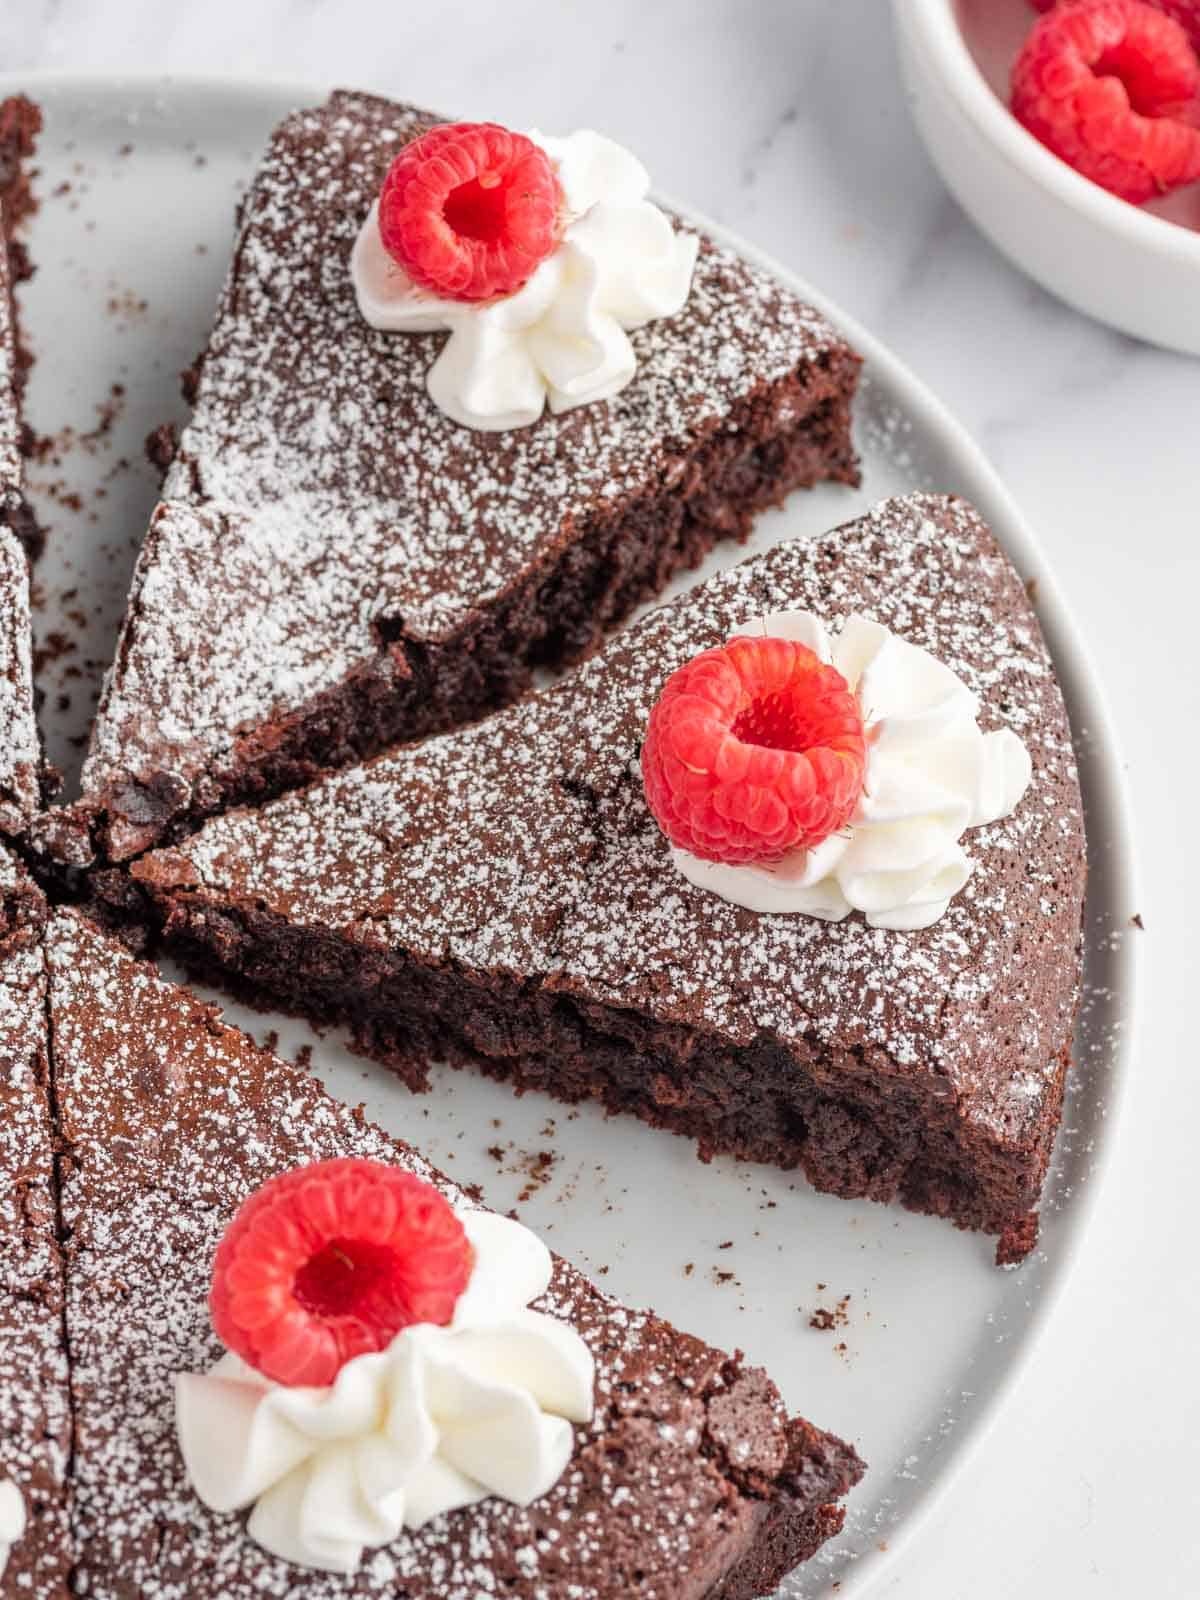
[78,90,860,862]
[136,493,1087,1259]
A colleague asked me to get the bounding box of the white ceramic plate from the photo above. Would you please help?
[894,0,1200,356]
[10,74,1139,1600]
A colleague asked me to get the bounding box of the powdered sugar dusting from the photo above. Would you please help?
[0,527,42,834]
[0,227,40,836]
[82,89,849,814]
[45,908,851,1597]
[0,253,21,492]
[171,493,1084,1154]
[0,849,71,1598]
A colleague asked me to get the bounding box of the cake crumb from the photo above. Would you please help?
[808,1293,851,1332]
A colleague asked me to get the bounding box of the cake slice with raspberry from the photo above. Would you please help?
[0,848,72,1600]
[135,493,1087,1261]
[43,906,862,1596]
[75,89,860,862]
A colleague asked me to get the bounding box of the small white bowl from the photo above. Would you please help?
[893,0,1200,355]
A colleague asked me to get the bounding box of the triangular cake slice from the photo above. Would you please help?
[0,848,72,1598]
[43,907,862,1596]
[137,493,1087,1261]
[76,89,860,861]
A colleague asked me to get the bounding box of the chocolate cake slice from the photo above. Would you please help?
[0,93,42,563]
[0,97,48,840]
[0,849,72,1599]
[0,525,42,839]
[136,493,1087,1261]
[43,906,861,1597]
[77,88,860,862]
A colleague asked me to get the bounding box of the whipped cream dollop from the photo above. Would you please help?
[177,1210,594,1575]
[351,130,699,431]
[674,611,1033,931]
[0,1480,25,1579]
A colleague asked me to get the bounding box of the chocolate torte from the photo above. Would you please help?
[136,493,1087,1261]
[0,94,42,560]
[0,97,48,840]
[76,89,861,862]
[42,907,862,1596]
[0,526,42,840]
[0,849,71,1600]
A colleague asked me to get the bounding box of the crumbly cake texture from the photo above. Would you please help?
[43,907,862,1599]
[0,94,43,559]
[0,97,48,840]
[137,493,1087,1261]
[0,849,72,1600]
[77,88,861,863]
[0,524,43,837]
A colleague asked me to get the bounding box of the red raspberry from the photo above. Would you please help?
[1012,0,1200,202]
[641,634,868,867]
[209,1158,473,1387]
[1033,0,1200,54]
[377,121,563,302]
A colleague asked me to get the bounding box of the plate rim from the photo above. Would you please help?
[1,67,1143,1598]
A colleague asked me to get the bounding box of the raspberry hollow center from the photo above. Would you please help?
[732,691,834,754]
[443,173,508,243]
[293,1238,404,1321]
[1097,38,1179,115]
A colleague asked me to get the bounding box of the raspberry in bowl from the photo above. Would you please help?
[893,0,1200,352]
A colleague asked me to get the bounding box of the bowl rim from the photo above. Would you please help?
[902,0,1200,264]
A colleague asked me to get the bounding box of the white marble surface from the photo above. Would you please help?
[2,2,1194,1595]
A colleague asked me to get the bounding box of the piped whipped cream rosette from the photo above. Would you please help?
[0,1480,25,1579]
[176,1158,595,1576]
[641,611,1032,931]
[352,119,698,430]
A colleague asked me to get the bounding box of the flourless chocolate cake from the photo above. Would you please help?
[76,89,861,862]
[0,526,42,840]
[0,93,42,560]
[41,907,862,1597]
[135,493,1087,1262]
[0,97,48,840]
[0,849,71,1600]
